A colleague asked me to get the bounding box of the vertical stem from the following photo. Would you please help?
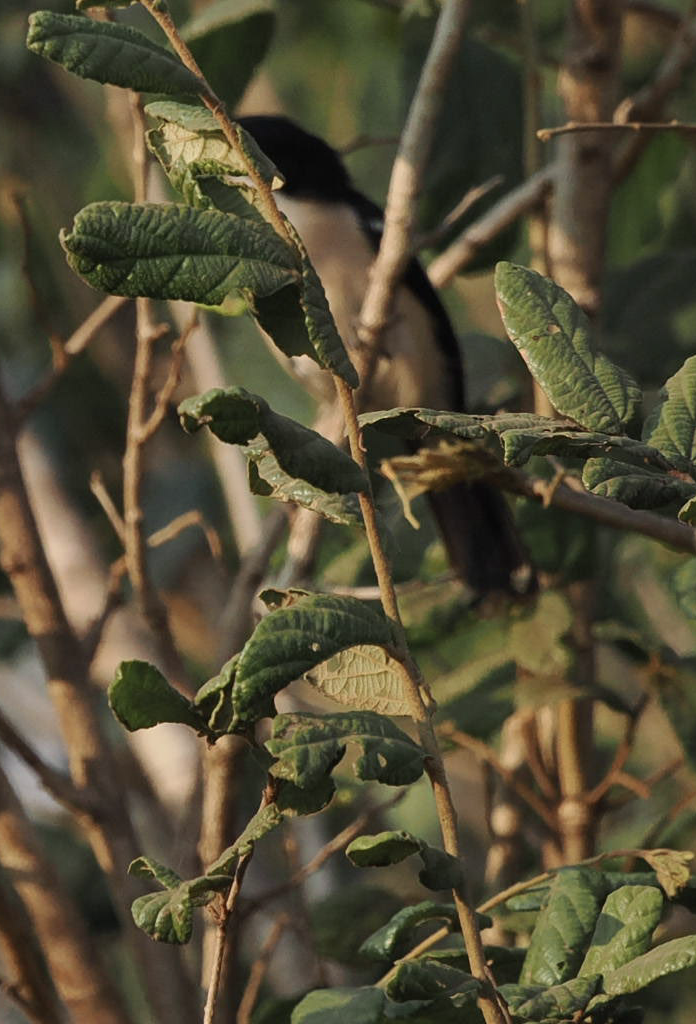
[122,95,191,692]
[334,379,506,1024]
[546,0,624,861]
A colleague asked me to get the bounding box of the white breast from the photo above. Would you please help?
[271,193,451,411]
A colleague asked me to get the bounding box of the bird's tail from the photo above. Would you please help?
[427,481,535,596]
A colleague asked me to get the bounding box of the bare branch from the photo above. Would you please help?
[0,709,90,815]
[236,915,290,1024]
[539,118,696,140]
[427,166,554,288]
[357,0,473,400]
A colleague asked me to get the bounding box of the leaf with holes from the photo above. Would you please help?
[495,262,641,433]
[519,868,608,987]
[266,712,425,789]
[230,596,392,730]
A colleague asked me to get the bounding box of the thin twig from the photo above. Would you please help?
[539,118,696,141]
[121,94,191,693]
[427,166,554,288]
[243,790,406,917]
[416,174,505,250]
[204,852,253,1024]
[586,695,648,806]
[236,915,290,1024]
[0,710,91,816]
[90,471,126,544]
[499,466,696,554]
[440,723,557,833]
[139,310,198,442]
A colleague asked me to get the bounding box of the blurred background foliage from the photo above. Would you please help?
[2,0,696,1020]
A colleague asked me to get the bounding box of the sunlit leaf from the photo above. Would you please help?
[267,711,425,788]
[495,262,641,433]
[61,202,297,305]
[27,11,201,94]
[108,661,204,733]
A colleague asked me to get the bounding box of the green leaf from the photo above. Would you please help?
[495,262,641,434]
[306,645,410,716]
[358,901,460,962]
[361,407,670,473]
[129,859,230,944]
[179,387,366,495]
[579,886,663,977]
[283,221,360,389]
[206,802,284,875]
[266,711,425,788]
[182,0,276,109]
[61,202,298,306]
[247,444,365,527]
[26,12,201,95]
[519,868,608,987]
[275,776,336,817]
[146,102,282,211]
[582,458,696,509]
[290,987,386,1024]
[643,355,696,469]
[515,974,601,1021]
[193,654,239,734]
[108,660,204,733]
[386,960,479,1004]
[347,832,463,891]
[231,596,392,729]
[347,830,422,867]
[129,856,183,891]
[603,935,696,995]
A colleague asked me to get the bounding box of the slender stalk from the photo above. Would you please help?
[203,853,253,1024]
[334,379,506,1024]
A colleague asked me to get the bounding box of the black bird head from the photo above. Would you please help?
[237,115,354,202]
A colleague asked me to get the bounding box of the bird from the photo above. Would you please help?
[237,115,532,595]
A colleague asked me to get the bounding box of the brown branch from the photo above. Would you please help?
[0,762,130,1023]
[90,470,126,544]
[356,0,473,402]
[427,166,554,288]
[0,709,90,816]
[0,863,68,1024]
[614,6,696,177]
[121,97,192,694]
[139,309,197,443]
[499,466,696,554]
[17,296,128,420]
[416,173,505,250]
[243,790,407,917]
[539,118,696,140]
[204,850,254,1024]
[0,378,198,1024]
[586,695,648,805]
[236,914,290,1024]
[440,723,558,833]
